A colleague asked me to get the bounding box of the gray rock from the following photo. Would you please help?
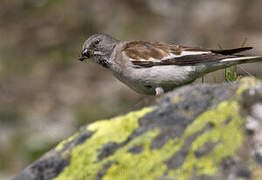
[13,78,262,180]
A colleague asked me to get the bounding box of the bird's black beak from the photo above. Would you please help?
[78,48,93,61]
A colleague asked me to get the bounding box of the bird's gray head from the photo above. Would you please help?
[78,33,119,67]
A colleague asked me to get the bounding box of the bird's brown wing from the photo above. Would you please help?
[123,41,182,60]
[123,41,252,67]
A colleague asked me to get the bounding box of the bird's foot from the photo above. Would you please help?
[155,87,164,96]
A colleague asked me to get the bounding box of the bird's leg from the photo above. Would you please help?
[155,87,164,96]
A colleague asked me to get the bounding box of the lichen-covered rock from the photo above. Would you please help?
[13,78,262,180]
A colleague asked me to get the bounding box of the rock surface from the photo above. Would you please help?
[13,78,262,180]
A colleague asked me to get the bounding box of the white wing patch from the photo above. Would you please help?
[161,51,211,61]
[131,51,211,62]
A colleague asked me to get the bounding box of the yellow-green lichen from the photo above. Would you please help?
[102,129,163,180]
[236,178,247,180]
[237,77,258,95]
[56,132,79,152]
[168,101,245,179]
[102,101,245,180]
[53,107,155,180]
[53,100,245,180]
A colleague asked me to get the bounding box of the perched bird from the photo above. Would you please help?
[78,33,262,95]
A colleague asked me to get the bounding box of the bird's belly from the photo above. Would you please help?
[113,71,156,94]
[113,65,197,95]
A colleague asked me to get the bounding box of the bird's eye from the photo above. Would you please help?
[81,48,89,56]
[94,39,100,45]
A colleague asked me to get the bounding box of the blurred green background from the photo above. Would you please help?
[0,0,262,179]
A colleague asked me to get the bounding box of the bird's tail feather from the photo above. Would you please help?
[211,47,253,55]
[201,56,262,75]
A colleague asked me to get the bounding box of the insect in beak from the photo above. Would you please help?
[78,48,94,61]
